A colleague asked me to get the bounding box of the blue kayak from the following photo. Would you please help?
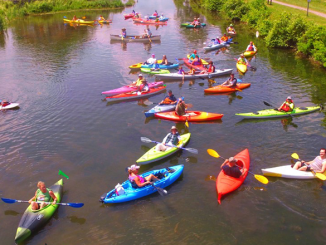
[141,63,179,69]
[148,16,169,21]
[144,103,176,117]
[99,165,184,204]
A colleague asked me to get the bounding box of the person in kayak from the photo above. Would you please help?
[142,27,152,38]
[188,67,196,75]
[190,17,197,25]
[161,55,171,65]
[135,12,140,18]
[159,90,177,105]
[237,53,248,65]
[72,15,78,21]
[189,50,199,61]
[131,74,144,87]
[246,41,257,52]
[177,66,185,75]
[293,148,326,172]
[213,37,221,45]
[156,126,182,151]
[220,34,229,42]
[278,96,295,112]
[153,10,158,17]
[221,73,237,87]
[221,157,246,178]
[0,100,10,107]
[139,80,149,92]
[191,55,202,66]
[159,14,165,21]
[120,28,127,38]
[175,97,187,116]
[227,24,235,33]
[28,181,57,210]
[200,61,215,74]
[145,54,156,65]
[150,60,160,71]
[128,164,159,188]
[98,15,105,21]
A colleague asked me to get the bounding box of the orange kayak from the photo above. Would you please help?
[154,111,223,122]
[204,83,251,94]
[216,149,250,204]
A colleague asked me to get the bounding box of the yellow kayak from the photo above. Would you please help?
[187,55,208,65]
[244,50,257,58]
[63,19,94,25]
[129,60,163,69]
[236,62,247,74]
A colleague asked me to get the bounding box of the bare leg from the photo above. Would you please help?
[293,161,303,170]
[156,144,168,152]
[145,174,159,182]
[31,201,39,210]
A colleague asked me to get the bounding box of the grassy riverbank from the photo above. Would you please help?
[0,0,129,30]
[192,0,326,68]
[272,0,326,14]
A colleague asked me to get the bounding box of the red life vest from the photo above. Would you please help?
[248,45,254,51]
[281,102,291,112]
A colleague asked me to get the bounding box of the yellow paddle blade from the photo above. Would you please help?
[315,173,326,181]
[254,174,269,184]
[207,149,220,158]
[291,153,299,160]
[185,120,189,128]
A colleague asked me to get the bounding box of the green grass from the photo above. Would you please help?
[272,0,326,14]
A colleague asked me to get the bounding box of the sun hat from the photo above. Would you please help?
[287,96,292,100]
[128,164,140,171]
[138,74,143,77]
[171,126,177,131]
[229,157,237,163]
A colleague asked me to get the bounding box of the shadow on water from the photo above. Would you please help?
[67,216,86,225]
[235,117,299,132]
[4,210,20,216]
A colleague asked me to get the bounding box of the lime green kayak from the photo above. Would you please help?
[136,133,191,164]
[235,106,321,119]
[140,68,170,74]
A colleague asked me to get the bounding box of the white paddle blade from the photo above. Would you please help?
[141,137,152,143]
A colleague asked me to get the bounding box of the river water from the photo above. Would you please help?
[1,0,326,244]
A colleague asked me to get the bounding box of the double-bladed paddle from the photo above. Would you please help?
[291,153,326,180]
[1,198,84,208]
[141,137,198,154]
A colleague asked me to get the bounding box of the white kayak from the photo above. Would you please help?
[155,69,233,80]
[204,43,227,51]
[261,165,326,179]
[0,102,19,110]
[144,103,176,117]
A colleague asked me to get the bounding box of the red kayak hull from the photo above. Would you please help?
[183,58,206,71]
[154,111,223,122]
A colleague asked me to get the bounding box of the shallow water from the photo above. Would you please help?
[0,0,326,244]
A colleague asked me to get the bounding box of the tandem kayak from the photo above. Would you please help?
[235,106,321,119]
[154,111,223,122]
[136,133,191,164]
[155,69,233,80]
[14,179,63,244]
[181,22,206,27]
[183,58,206,71]
[105,86,166,101]
[141,63,179,70]
[244,50,257,58]
[99,165,184,203]
[0,101,19,110]
[187,55,209,65]
[110,34,161,42]
[261,165,326,179]
[63,19,94,24]
[144,103,176,117]
[204,82,251,94]
[133,18,167,25]
[236,62,247,74]
[129,60,163,69]
[101,81,163,96]
[140,68,170,74]
[217,149,250,204]
[148,16,169,21]
[204,38,233,52]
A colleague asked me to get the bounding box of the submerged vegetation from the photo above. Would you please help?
[193,0,326,68]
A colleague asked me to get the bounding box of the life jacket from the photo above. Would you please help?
[162,97,174,104]
[164,133,180,146]
[208,65,215,73]
[247,45,254,51]
[280,101,293,112]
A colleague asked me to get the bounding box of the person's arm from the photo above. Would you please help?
[220,159,228,168]
[49,190,57,205]
[278,102,285,111]
[162,134,169,145]
[316,161,326,173]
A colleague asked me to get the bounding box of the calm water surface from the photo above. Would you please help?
[1,0,326,244]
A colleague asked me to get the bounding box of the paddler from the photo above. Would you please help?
[220,34,229,42]
[191,55,202,66]
[246,41,257,52]
[135,12,140,18]
[237,53,248,65]
[221,73,237,87]
[161,55,170,65]
[190,17,197,25]
[72,15,78,21]
[227,24,235,33]
[175,97,187,116]
[153,10,158,17]
[0,100,10,107]
[142,27,152,38]
[28,181,57,210]
[128,164,159,188]
[139,80,149,92]
[98,15,105,21]
[177,66,186,75]
[145,54,156,65]
[120,28,127,38]
[159,14,165,21]
[159,90,177,105]
[151,60,160,71]
[221,157,246,178]
[189,50,199,61]
[200,61,215,74]
[293,148,326,172]
[131,74,145,87]
[156,126,182,152]
[213,37,221,45]
[278,96,295,112]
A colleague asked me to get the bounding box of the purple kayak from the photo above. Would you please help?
[102,81,164,96]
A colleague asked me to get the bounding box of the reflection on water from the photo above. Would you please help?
[67,216,86,225]
[4,210,20,216]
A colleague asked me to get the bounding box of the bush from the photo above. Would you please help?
[222,0,249,21]
[203,0,224,11]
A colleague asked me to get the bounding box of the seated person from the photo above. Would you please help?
[159,14,165,20]
[99,15,105,21]
[221,73,237,87]
[159,90,177,105]
[120,28,127,38]
[139,80,149,92]
[145,54,156,65]
[142,27,152,38]
[278,96,294,112]
[188,67,196,75]
[134,12,140,18]
[221,157,246,178]
[220,34,229,42]
[28,181,57,210]
[151,60,160,71]
[213,38,221,45]
[189,50,199,61]
[131,74,144,87]
[191,17,197,25]
[191,55,202,66]
[200,61,215,74]
[0,100,10,107]
[72,15,78,21]
[156,126,181,152]
[161,55,171,65]
[128,164,159,188]
[178,66,186,75]
[227,24,235,33]
[293,148,326,173]
[237,53,248,65]
[153,10,158,16]
[175,97,187,116]
[246,41,257,52]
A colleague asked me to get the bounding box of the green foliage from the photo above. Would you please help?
[203,0,223,11]
[242,0,270,27]
[221,0,249,20]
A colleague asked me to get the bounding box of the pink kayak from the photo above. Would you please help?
[102,81,163,96]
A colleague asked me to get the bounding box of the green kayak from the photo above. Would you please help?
[15,179,63,244]
[140,68,170,74]
[235,106,321,119]
[136,133,191,164]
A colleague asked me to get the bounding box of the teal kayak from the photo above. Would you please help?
[136,133,191,164]
[181,22,206,27]
[140,68,170,74]
[235,106,321,119]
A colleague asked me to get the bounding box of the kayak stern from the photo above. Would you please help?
[15,227,31,244]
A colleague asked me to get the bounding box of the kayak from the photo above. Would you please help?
[186,24,205,28]
[63,19,94,24]
[101,81,163,96]
[99,165,184,203]
[204,82,251,94]
[183,58,206,71]
[98,20,112,24]
[110,34,161,42]
[154,111,223,122]
[105,86,166,101]
[0,102,19,110]
[148,16,169,21]
[236,62,247,74]
[261,165,326,179]
[187,55,209,65]
[133,18,167,25]
[204,38,233,51]
[181,22,206,27]
[227,30,237,35]
[144,103,176,117]
[244,50,257,58]
[129,60,163,69]
[15,179,63,244]
[216,149,250,204]
[235,106,321,119]
[140,68,170,74]
[141,63,179,70]
[124,13,135,19]
[136,133,191,164]
[155,69,233,80]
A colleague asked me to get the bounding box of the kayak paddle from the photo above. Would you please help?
[58,170,69,179]
[207,149,268,184]
[151,184,168,196]
[1,198,84,208]
[291,153,326,180]
[141,137,198,154]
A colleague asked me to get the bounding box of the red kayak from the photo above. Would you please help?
[154,111,223,122]
[105,86,166,101]
[216,149,250,204]
[124,13,135,19]
[204,83,251,94]
[133,18,167,25]
[183,58,206,71]
[102,81,163,95]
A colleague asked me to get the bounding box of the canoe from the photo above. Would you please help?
[181,22,206,27]
[204,38,233,51]
[101,81,163,96]
[183,58,206,71]
[204,82,251,94]
[144,103,176,117]
[261,165,326,179]
[14,179,63,244]
[0,102,19,110]
[186,24,205,28]
[141,63,179,70]
[235,106,321,119]
[99,165,184,203]
[63,19,94,24]
[98,20,112,24]
[136,133,191,164]
[154,111,223,122]
[110,34,161,42]
[187,55,209,65]
[155,69,233,80]
[148,16,169,21]
[216,149,250,204]
[244,50,257,58]
[133,18,167,25]
[105,86,166,101]
[140,68,170,74]
[236,62,247,74]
